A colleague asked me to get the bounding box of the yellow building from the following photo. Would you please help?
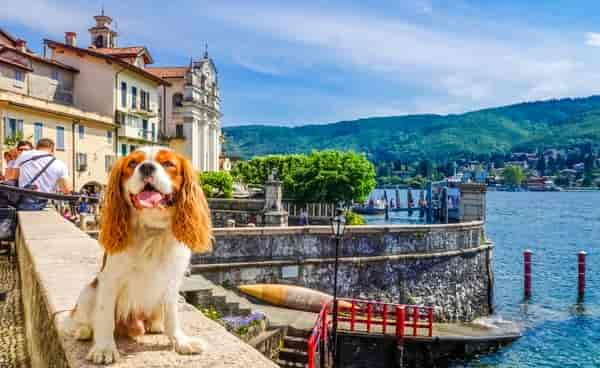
[0,29,116,191]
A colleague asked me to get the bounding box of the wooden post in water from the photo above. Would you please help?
[578,251,586,302]
[524,250,532,299]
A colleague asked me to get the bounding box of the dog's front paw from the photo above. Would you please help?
[86,342,119,364]
[173,335,206,355]
[74,325,93,340]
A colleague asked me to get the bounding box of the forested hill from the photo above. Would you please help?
[223,96,600,162]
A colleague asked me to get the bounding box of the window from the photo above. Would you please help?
[94,35,104,48]
[175,124,184,138]
[4,118,23,139]
[173,93,183,107]
[130,145,137,153]
[105,155,116,172]
[51,70,59,81]
[131,86,137,109]
[140,90,147,110]
[15,70,24,82]
[107,130,113,144]
[34,122,43,144]
[78,125,85,139]
[121,143,127,157]
[56,126,65,150]
[121,82,127,108]
[76,153,87,172]
[142,119,148,139]
[151,123,156,141]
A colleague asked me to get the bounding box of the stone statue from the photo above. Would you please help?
[268,168,278,181]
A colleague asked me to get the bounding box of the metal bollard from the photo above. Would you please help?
[524,249,532,299]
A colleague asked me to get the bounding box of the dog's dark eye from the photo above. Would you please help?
[161,161,175,168]
[128,160,138,169]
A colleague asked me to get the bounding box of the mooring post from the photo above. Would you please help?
[578,251,586,302]
[524,249,532,299]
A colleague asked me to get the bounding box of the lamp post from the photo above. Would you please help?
[330,208,346,368]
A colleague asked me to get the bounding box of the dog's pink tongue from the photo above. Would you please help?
[136,191,163,208]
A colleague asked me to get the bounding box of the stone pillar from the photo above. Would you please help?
[199,121,208,171]
[263,170,288,226]
[459,183,487,222]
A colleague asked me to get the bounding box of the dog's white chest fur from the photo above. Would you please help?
[107,231,191,320]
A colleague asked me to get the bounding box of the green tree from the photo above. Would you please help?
[289,150,376,204]
[503,165,525,186]
[199,171,234,198]
[231,154,307,185]
[230,150,376,204]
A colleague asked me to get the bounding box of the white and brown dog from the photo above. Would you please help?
[69,147,212,364]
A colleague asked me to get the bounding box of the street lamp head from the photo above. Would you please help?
[330,208,346,238]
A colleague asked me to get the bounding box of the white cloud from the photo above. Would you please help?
[0,0,89,36]
[584,32,600,47]
[206,3,600,117]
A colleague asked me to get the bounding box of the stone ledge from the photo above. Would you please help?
[17,210,277,368]
[192,243,494,272]
[213,221,484,236]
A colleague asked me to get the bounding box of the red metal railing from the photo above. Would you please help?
[307,299,434,368]
[307,303,328,368]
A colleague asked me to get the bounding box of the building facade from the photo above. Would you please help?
[0,29,116,190]
[148,53,222,172]
[1,10,224,192]
[45,13,167,158]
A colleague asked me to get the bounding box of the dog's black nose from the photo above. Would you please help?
[138,162,155,177]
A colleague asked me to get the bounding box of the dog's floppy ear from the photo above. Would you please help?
[172,154,213,253]
[99,157,131,254]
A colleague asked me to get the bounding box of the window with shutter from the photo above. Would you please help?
[121,82,127,108]
[131,86,137,109]
[76,153,88,171]
[56,126,65,150]
[34,122,43,144]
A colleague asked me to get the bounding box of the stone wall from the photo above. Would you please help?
[208,198,265,227]
[16,210,277,368]
[193,222,492,322]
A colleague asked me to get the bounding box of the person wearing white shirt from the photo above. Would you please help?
[7,138,72,210]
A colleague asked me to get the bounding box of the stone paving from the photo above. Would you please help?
[0,247,29,368]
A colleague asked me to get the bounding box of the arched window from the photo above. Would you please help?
[172,93,183,107]
[94,35,104,48]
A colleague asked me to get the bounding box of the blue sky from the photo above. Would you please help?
[3,1,600,126]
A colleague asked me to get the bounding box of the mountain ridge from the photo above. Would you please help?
[223,95,600,162]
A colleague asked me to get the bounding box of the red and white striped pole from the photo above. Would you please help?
[524,250,532,299]
[578,251,586,302]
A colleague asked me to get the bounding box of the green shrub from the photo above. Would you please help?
[345,210,365,225]
[199,171,234,198]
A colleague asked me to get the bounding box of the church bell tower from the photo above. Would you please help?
[88,8,117,48]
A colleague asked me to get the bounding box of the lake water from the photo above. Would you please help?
[366,191,600,367]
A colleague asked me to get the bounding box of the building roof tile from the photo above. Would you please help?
[146,66,187,78]
[44,39,169,86]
